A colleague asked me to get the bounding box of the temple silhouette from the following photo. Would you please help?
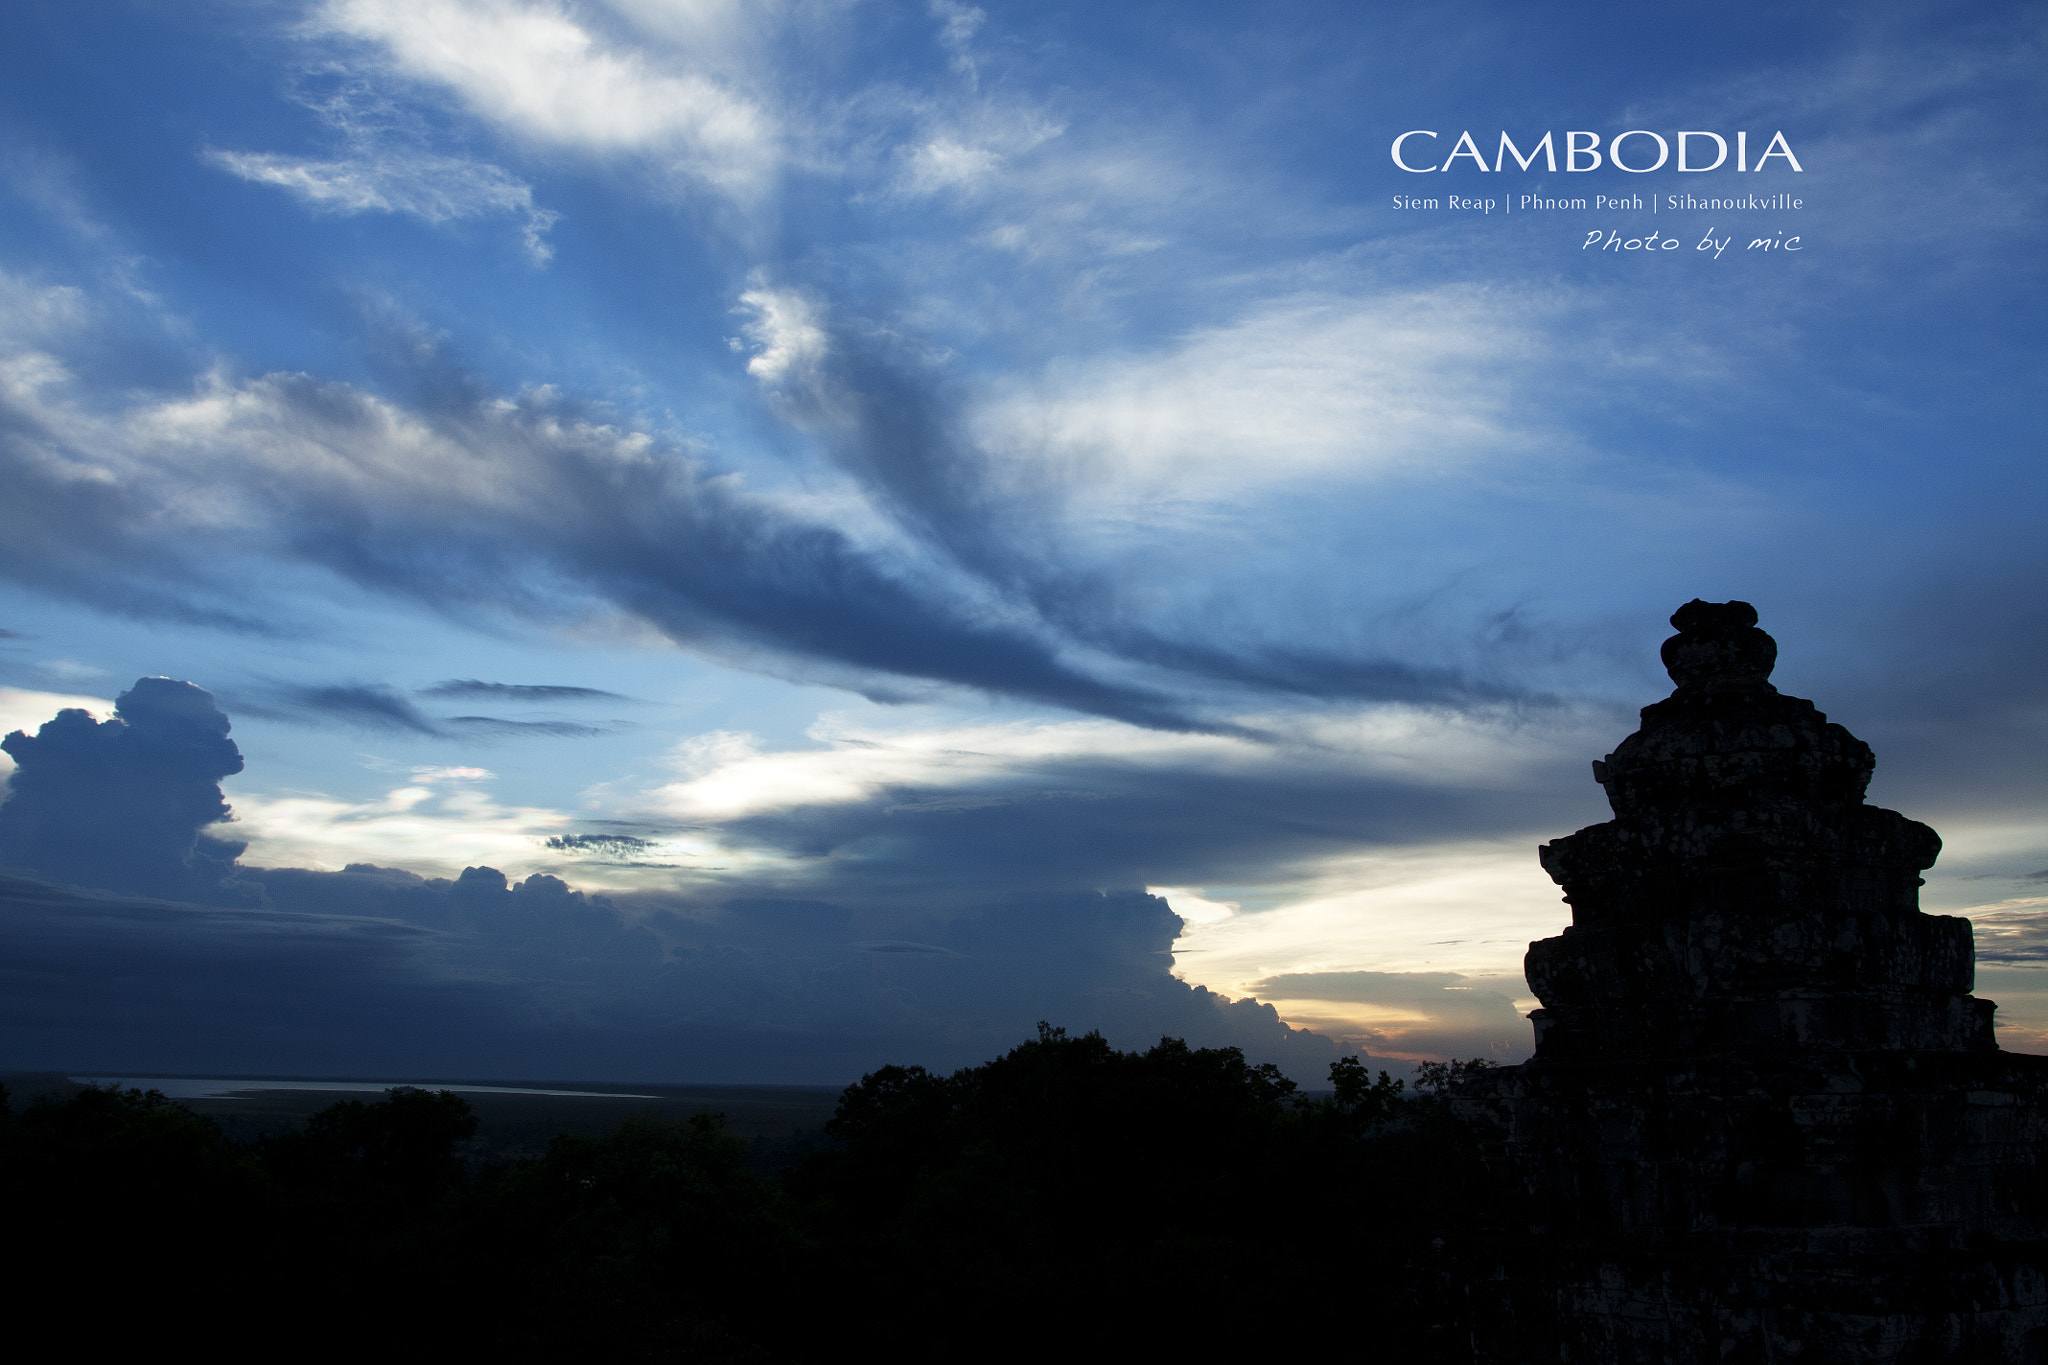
[1457,600,2048,1362]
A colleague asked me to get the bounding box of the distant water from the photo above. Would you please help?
[72,1077,659,1100]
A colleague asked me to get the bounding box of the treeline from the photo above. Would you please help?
[3,1028,1499,1361]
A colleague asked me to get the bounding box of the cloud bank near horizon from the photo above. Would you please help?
[0,678,1346,1081]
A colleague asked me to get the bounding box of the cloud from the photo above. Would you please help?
[735,284,828,383]
[0,863,1340,1081]
[316,0,777,198]
[1960,898,2048,967]
[0,320,1222,727]
[421,679,626,701]
[0,682,1347,1081]
[206,146,558,264]
[228,682,611,739]
[649,715,1251,823]
[259,682,445,734]
[445,715,610,737]
[0,678,253,902]
[228,772,575,879]
[34,659,106,681]
[973,287,1553,505]
[929,0,985,84]
[0,686,112,778]
[730,285,1550,711]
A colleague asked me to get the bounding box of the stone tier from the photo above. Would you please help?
[1526,907,1993,1056]
[1464,1051,2048,1239]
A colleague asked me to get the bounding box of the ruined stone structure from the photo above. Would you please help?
[1457,601,2048,1363]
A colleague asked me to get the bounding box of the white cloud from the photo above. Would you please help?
[929,0,984,83]
[206,146,559,263]
[318,0,776,196]
[0,272,89,347]
[228,774,573,878]
[35,659,106,680]
[645,700,1584,824]
[734,284,828,383]
[900,137,1003,195]
[971,285,1556,515]
[648,712,1255,823]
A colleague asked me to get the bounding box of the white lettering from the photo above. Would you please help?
[1610,130,1669,173]
[1676,132,1727,172]
[1391,130,1439,172]
[1440,130,1489,171]
[1752,131,1803,172]
[1495,131,1556,173]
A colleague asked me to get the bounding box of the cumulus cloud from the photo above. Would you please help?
[0,687,112,777]
[0,678,253,902]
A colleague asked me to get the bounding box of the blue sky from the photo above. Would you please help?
[0,0,2042,1081]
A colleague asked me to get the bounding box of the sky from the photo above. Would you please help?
[0,0,2042,1084]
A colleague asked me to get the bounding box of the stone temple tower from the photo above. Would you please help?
[1457,601,2047,1363]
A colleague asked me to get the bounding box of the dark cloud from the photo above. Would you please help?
[0,678,254,903]
[544,833,676,867]
[0,684,1349,1082]
[444,715,610,738]
[240,684,610,739]
[0,627,27,640]
[0,861,1340,1083]
[546,833,652,852]
[421,680,626,701]
[1972,909,2048,967]
[261,683,444,734]
[703,751,1590,903]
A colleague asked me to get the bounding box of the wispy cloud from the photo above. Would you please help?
[237,683,611,739]
[230,768,574,876]
[315,0,777,199]
[421,679,625,701]
[206,145,559,263]
[0,319,1209,725]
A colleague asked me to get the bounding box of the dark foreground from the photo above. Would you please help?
[2,1029,1494,1362]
